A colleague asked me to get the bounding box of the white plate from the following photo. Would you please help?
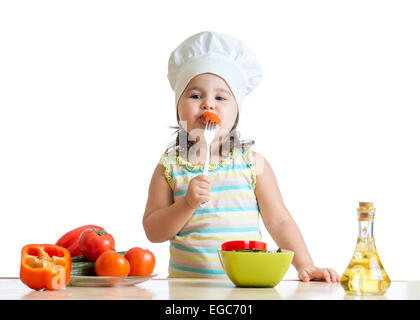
[69,273,158,287]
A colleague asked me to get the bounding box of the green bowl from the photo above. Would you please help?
[218,249,294,288]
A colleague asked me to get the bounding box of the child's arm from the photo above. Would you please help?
[143,163,210,243]
[253,152,340,283]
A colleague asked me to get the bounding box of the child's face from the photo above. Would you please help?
[177,73,238,138]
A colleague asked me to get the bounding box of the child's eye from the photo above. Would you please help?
[190,94,201,99]
[216,96,226,101]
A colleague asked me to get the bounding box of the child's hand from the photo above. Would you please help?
[184,175,211,209]
[298,266,341,283]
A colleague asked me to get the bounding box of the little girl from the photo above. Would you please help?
[143,31,340,283]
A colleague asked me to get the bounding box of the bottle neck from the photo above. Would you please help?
[358,219,374,238]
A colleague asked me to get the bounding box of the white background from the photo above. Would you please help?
[1,0,419,281]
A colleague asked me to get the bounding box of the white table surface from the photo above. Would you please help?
[1,277,419,300]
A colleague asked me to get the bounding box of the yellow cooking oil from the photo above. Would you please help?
[340,202,391,295]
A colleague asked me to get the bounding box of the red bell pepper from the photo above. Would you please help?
[56,224,104,257]
[221,240,267,251]
[201,111,221,124]
[20,244,71,291]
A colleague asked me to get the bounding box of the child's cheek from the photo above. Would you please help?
[218,110,234,128]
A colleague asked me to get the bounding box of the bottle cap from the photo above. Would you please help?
[357,202,375,221]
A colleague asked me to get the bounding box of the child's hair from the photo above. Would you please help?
[165,112,254,158]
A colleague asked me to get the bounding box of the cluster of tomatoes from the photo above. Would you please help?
[20,224,156,291]
[59,224,156,277]
[96,246,155,278]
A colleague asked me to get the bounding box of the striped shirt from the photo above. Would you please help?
[160,145,261,278]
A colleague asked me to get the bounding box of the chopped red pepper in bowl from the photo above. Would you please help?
[221,240,267,252]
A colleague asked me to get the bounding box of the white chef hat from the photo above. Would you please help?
[167,31,263,115]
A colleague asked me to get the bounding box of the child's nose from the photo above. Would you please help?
[201,103,215,111]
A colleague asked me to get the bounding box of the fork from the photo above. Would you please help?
[199,120,217,208]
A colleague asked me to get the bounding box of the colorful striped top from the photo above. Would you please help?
[160,145,262,278]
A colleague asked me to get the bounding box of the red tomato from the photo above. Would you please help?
[56,224,104,257]
[124,247,156,276]
[95,250,130,277]
[78,228,115,261]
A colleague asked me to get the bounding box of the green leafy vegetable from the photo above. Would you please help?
[233,248,283,253]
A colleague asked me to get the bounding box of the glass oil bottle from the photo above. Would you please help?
[340,202,391,295]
